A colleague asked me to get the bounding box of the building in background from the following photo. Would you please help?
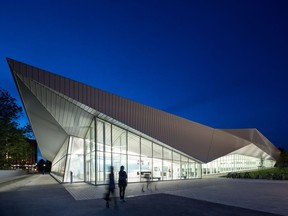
[7,58,280,184]
[11,138,37,170]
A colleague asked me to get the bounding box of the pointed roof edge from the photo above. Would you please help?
[6,57,280,163]
[220,128,280,160]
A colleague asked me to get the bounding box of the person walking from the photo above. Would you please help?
[118,165,127,202]
[104,166,117,208]
[141,173,151,192]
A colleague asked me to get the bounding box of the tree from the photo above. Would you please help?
[0,88,33,169]
[275,148,288,168]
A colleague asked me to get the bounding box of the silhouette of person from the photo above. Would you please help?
[118,165,127,202]
[105,166,117,208]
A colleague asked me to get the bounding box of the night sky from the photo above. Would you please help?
[1,1,287,150]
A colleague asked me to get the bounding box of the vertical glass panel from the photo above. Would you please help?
[180,161,188,179]
[84,120,95,184]
[196,163,202,178]
[141,157,152,172]
[51,137,69,183]
[85,129,91,154]
[141,138,152,157]
[153,143,162,159]
[112,153,121,181]
[97,151,104,183]
[97,120,104,151]
[90,151,96,183]
[163,148,172,159]
[105,152,111,183]
[173,160,181,179]
[112,126,126,153]
[68,137,84,154]
[85,153,91,182]
[163,160,172,180]
[51,156,66,182]
[153,158,162,180]
[59,157,66,180]
[140,157,152,179]
[105,122,112,152]
[188,160,196,178]
[128,132,140,155]
[91,119,95,152]
[64,154,84,182]
[120,154,127,175]
[128,155,140,182]
[173,152,180,161]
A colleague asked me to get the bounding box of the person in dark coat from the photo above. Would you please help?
[118,165,127,202]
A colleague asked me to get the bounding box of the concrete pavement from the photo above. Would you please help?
[0,174,287,216]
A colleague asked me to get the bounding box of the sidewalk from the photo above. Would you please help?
[0,174,287,216]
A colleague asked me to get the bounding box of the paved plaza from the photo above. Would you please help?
[0,174,287,216]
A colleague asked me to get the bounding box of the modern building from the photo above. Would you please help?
[7,58,280,184]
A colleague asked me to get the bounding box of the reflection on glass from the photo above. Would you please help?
[112,126,126,153]
[128,155,140,182]
[105,122,112,152]
[97,120,104,151]
[128,132,140,155]
[153,143,162,159]
[141,138,152,157]
[164,148,172,160]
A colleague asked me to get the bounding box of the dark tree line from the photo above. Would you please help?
[275,148,288,168]
[0,88,33,169]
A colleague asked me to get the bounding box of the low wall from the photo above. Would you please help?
[0,170,27,181]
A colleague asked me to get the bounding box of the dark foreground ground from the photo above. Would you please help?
[0,191,281,216]
[0,175,282,216]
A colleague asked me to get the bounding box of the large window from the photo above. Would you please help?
[82,117,202,185]
[141,138,152,157]
[202,154,276,175]
[84,120,95,184]
[112,126,126,153]
[64,136,84,182]
[128,133,140,155]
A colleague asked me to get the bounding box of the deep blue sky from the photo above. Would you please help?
[1,0,287,150]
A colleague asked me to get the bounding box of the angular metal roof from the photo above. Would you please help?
[7,58,280,163]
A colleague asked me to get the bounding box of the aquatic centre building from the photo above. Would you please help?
[7,58,280,184]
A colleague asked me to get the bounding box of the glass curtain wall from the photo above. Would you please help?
[84,117,201,185]
[51,137,69,182]
[64,136,84,182]
[51,136,85,183]
[202,154,276,175]
[84,119,96,184]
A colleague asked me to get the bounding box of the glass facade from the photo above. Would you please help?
[51,136,84,182]
[202,154,276,175]
[83,118,202,184]
[51,117,276,183]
